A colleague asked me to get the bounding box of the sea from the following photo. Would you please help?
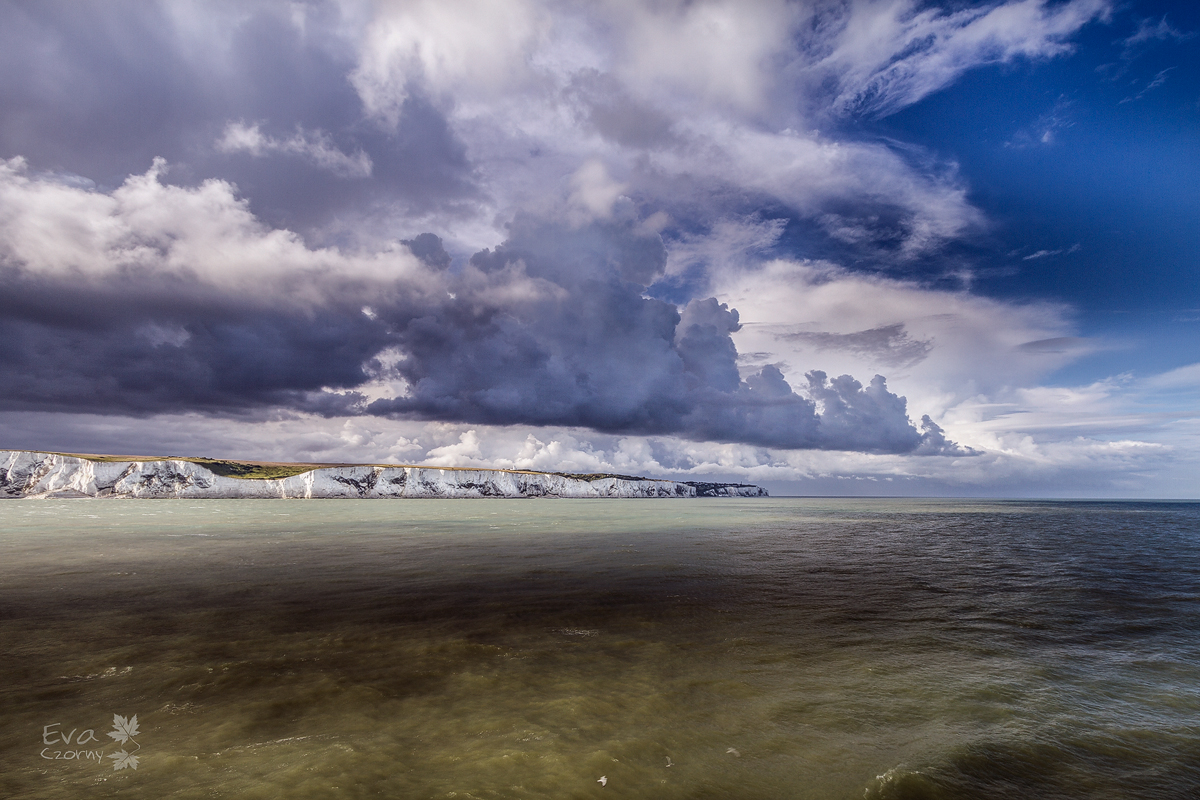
[1,498,1197,799]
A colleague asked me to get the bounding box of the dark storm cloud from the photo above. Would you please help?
[0,145,966,455]
[365,218,969,455]
[0,168,968,456]
[0,270,389,415]
[401,233,452,270]
[0,1,477,235]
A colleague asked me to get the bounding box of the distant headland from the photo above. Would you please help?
[0,450,768,499]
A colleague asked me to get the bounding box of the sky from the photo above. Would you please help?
[0,0,1196,497]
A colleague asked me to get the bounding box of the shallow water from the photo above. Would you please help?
[1,498,1198,799]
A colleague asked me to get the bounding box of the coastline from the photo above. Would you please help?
[0,450,768,499]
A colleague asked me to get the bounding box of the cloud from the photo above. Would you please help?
[340,0,1106,261]
[781,323,932,369]
[716,258,1078,406]
[0,0,1151,484]
[1006,96,1075,147]
[425,429,486,466]
[354,0,1109,124]
[1120,67,1177,103]
[0,0,1109,265]
[0,157,963,454]
[217,121,373,177]
[351,0,550,126]
[802,370,969,454]
[0,1,477,238]
[684,125,981,257]
[401,232,452,269]
[1023,245,1078,259]
[807,0,1112,117]
[6,359,1199,498]
[567,159,627,223]
[0,157,434,414]
[664,216,785,276]
[365,215,968,453]
[1121,14,1195,58]
[606,0,798,112]
[1016,336,1093,354]
[1143,362,1200,391]
[0,0,1105,276]
[0,157,430,287]
[7,405,1188,497]
[564,69,678,148]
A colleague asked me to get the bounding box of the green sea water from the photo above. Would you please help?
[1,498,1198,799]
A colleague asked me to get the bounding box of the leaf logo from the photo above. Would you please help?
[108,714,139,745]
[107,714,141,770]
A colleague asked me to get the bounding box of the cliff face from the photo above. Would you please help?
[0,451,768,499]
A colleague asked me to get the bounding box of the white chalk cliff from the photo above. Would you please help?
[0,451,768,499]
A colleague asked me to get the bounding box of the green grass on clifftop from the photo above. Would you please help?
[550,472,648,482]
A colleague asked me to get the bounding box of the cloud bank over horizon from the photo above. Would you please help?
[0,157,965,455]
[1,0,1196,495]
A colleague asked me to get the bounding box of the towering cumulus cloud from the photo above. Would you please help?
[369,216,966,453]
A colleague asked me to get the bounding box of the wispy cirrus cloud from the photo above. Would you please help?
[1121,13,1195,58]
[1023,243,1081,259]
[1006,95,1075,147]
[1120,66,1178,102]
[806,0,1112,118]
